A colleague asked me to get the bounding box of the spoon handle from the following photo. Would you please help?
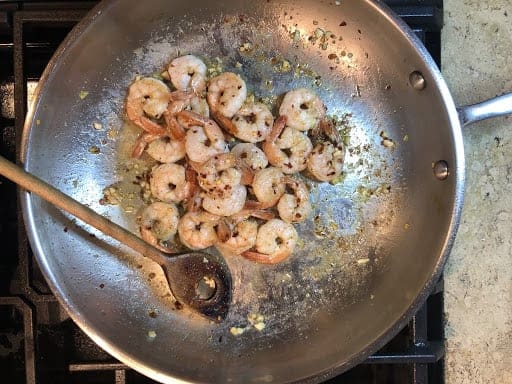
[0,155,168,266]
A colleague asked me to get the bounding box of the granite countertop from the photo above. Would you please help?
[442,1,512,383]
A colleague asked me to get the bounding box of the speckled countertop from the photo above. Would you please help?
[442,1,512,383]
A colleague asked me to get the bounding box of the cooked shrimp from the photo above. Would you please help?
[176,110,228,163]
[146,136,186,163]
[231,143,268,172]
[307,119,345,182]
[150,163,189,203]
[251,166,285,208]
[178,210,220,250]
[168,55,207,94]
[279,88,326,132]
[197,153,242,198]
[215,219,258,255]
[126,77,170,135]
[140,202,179,253]
[207,72,247,118]
[307,142,344,182]
[263,116,313,174]
[202,184,246,216]
[230,102,273,143]
[242,219,298,264]
[277,177,311,223]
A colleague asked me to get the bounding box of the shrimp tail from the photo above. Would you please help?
[249,209,275,221]
[211,110,239,136]
[176,110,209,128]
[244,200,274,210]
[133,116,168,136]
[269,115,287,141]
[241,250,288,264]
[164,110,186,140]
[230,208,275,223]
[216,219,232,243]
[319,118,343,148]
[169,89,196,102]
[183,165,202,212]
[236,160,255,185]
[131,132,162,158]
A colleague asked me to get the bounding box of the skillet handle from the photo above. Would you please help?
[457,92,512,127]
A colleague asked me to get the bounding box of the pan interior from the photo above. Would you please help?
[22,0,461,382]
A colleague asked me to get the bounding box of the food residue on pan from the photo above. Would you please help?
[229,312,266,337]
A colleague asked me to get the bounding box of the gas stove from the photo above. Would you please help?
[0,1,444,383]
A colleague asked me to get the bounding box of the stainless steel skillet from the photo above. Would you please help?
[19,0,512,382]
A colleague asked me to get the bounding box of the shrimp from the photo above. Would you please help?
[307,142,344,182]
[202,184,246,217]
[279,88,326,132]
[230,102,273,143]
[242,219,298,264]
[277,177,311,223]
[196,153,242,198]
[126,77,170,135]
[250,167,285,208]
[176,110,228,163]
[140,202,179,253]
[168,55,207,94]
[215,219,258,256]
[231,143,268,172]
[307,119,345,182]
[178,210,220,250]
[207,72,247,118]
[145,136,186,163]
[149,163,190,203]
[263,116,313,174]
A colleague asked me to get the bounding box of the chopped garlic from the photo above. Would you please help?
[203,276,216,289]
[254,322,266,331]
[230,327,246,336]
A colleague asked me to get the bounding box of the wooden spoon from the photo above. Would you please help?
[0,155,231,321]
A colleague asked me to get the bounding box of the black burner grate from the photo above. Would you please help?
[0,1,444,383]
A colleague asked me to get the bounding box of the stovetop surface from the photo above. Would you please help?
[0,1,444,383]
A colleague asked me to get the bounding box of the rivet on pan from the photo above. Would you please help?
[433,160,449,181]
[409,71,426,90]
